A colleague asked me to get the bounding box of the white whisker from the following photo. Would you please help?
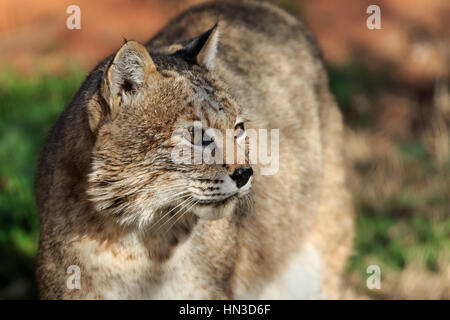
[153,196,195,234]
[164,200,198,236]
[150,195,192,232]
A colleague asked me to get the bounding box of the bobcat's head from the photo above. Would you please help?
[87,25,253,229]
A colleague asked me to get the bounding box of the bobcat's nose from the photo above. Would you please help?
[230,166,253,188]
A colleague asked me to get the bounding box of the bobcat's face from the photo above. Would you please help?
[87,28,253,229]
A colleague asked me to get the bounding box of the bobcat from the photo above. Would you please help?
[35,0,354,299]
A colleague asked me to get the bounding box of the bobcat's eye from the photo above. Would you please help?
[187,127,213,146]
[234,122,245,139]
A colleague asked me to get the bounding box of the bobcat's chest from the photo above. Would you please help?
[233,242,324,299]
[69,222,234,299]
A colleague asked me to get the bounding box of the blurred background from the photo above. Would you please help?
[0,0,448,299]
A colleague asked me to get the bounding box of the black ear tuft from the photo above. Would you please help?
[173,23,219,70]
[182,24,218,58]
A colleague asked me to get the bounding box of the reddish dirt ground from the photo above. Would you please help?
[0,0,448,86]
[0,0,187,74]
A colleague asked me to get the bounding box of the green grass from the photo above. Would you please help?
[328,62,391,128]
[348,201,450,273]
[329,62,450,298]
[0,69,85,298]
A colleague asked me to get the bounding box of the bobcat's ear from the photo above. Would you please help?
[178,24,219,71]
[94,41,156,128]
